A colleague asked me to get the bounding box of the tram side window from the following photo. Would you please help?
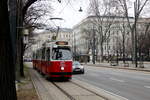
[32,53,35,60]
[39,50,42,60]
[46,49,50,61]
[36,51,38,60]
[36,52,39,60]
[37,50,42,60]
[42,48,45,60]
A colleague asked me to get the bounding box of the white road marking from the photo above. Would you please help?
[110,77,125,82]
[73,78,129,100]
[89,73,99,76]
[144,86,150,88]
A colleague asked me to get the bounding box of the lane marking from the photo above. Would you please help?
[144,86,150,88]
[110,77,125,83]
[73,78,129,100]
[89,73,99,76]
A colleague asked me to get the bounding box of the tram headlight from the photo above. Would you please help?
[61,67,64,71]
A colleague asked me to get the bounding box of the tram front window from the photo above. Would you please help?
[52,48,72,60]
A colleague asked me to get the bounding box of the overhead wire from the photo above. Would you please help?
[68,0,78,12]
[36,0,53,27]
[34,0,85,28]
[58,0,70,15]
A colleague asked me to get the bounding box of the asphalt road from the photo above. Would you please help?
[73,65,150,100]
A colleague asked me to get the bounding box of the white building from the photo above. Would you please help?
[26,28,72,57]
[72,16,135,62]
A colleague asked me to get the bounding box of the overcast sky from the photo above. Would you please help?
[39,0,150,29]
[50,0,90,28]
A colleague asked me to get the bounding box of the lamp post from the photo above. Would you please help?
[92,25,96,64]
[134,1,138,68]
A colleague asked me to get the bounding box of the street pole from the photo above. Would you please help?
[135,23,138,68]
[134,1,138,68]
[92,26,96,64]
[56,26,60,40]
[73,32,76,60]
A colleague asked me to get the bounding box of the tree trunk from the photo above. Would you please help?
[20,37,24,77]
[123,34,125,63]
[0,0,17,99]
[17,0,24,77]
[100,44,104,62]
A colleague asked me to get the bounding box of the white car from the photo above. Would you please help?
[72,61,84,74]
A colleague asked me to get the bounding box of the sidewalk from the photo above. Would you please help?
[84,61,150,72]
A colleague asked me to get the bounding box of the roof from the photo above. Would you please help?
[87,15,134,19]
[73,15,134,29]
[45,28,72,33]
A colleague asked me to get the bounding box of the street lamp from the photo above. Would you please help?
[58,0,61,3]
[79,7,83,12]
[92,25,96,64]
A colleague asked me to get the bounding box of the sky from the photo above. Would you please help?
[35,0,150,30]
[50,0,90,28]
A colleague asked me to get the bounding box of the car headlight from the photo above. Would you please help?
[80,66,84,69]
[72,66,75,69]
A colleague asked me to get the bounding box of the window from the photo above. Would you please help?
[42,48,45,60]
[52,47,72,60]
[46,48,50,61]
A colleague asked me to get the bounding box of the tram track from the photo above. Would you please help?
[30,68,124,100]
[51,81,106,100]
[52,82,76,100]
[71,81,107,100]
[30,69,70,100]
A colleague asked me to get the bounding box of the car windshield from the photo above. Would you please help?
[73,61,81,66]
[52,47,72,60]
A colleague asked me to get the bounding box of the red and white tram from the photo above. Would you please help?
[32,41,72,80]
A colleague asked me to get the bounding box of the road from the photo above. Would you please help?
[73,65,150,100]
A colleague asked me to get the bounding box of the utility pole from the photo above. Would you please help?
[92,26,96,64]
[74,32,77,60]
[56,26,60,40]
[134,1,138,68]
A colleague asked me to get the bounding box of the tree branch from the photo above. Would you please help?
[22,0,38,19]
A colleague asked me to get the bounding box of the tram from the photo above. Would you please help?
[32,41,73,80]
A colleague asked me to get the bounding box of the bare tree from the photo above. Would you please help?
[16,0,53,77]
[118,0,150,67]
[88,0,119,62]
[81,28,93,54]
[24,1,52,50]
[81,26,99,63]
[24,1,52,28]
[137,20,150,61]
[116,18,130,63]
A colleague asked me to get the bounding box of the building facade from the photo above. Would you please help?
[24,28,72,59]
[33,28,72,50]
[72,16,149,62]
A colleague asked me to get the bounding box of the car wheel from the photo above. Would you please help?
[82,69,84,74]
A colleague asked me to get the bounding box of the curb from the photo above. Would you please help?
[29,69,42,100]
[86,64,150,72]
[72,79,128,100]
[24,63,42,100]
